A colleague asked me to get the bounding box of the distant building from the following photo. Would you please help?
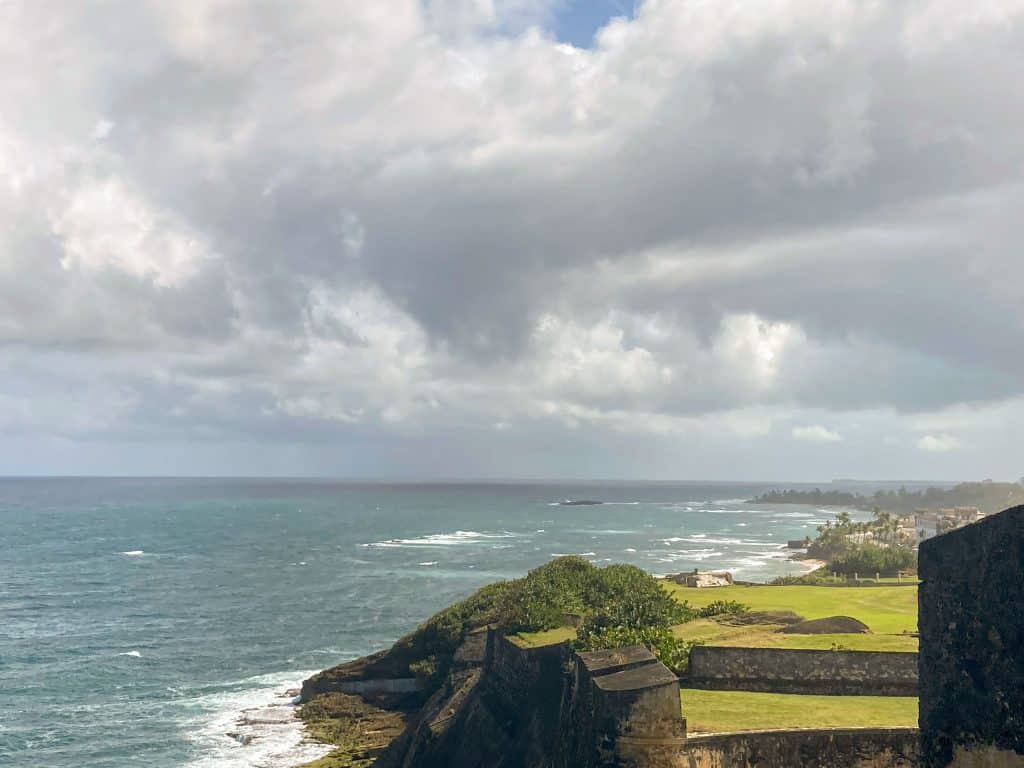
[914,506,986,540]
[667,569,734,588]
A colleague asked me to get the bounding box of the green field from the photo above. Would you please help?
[672,618,918,652]
[515,583,919,650]
[681,689,919,734]
[511,626,578,647]
[664,583,918,635]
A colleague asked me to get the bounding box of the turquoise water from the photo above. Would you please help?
[0,478,846,767]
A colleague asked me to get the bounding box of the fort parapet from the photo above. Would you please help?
[919,504,1024,767]
[688,646,918,696]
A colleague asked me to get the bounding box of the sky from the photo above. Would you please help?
[1,0,1024,481]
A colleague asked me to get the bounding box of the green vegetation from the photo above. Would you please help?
[681,689,919,733]
[792,508,918,577]
[663,583,918,635]
[827,544,916,577]
[298,692,409,768]
[511,625,578,648]
[752,480,1024,517]
[568,562,703,673]
[389,556,708,688]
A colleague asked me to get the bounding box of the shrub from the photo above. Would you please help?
[696,600,748,618]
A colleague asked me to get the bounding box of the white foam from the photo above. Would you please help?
[363,530,518,548]
[624,548,637,553]
[118,650,142,658]
[550,552,596,557]
[418,561,438,566]
[181,670,332,768]
[121,550,145,556]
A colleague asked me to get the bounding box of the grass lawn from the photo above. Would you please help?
[511,626,578,647]
[672,618,917,652]
[681,688,919,734]
[664,583,918,635]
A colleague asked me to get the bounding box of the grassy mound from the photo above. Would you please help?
[781,616,870,634]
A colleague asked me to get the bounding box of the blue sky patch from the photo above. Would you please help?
[553,0,636,48]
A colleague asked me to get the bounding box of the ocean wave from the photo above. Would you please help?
[118,650,142,658]
[550,552,596,557]
[362,530,520,548]
[181,670,332,768]
[121,550,146,556]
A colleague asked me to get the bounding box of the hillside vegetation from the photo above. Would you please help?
[321,557,725,691]
[752,480,1024,516]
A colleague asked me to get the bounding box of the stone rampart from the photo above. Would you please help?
[919,504,1024,768]
[688,646,918,695]
[684,727,920,767]
[576,645,688,767]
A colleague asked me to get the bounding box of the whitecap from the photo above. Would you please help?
[180,670,333,768]
[362,530,519,548]
[118,650,142,658]
[550,552,596,557]
[121,550,145,556]
[418,561,438,566]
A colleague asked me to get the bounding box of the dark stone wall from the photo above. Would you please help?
[688,646,918,695]
[918,504,1024,768]
[684,728,920,768]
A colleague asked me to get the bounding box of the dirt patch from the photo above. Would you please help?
[298,691,414,768]
[780,616,870,634]
[720,610,805,626]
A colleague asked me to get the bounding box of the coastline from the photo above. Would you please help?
[199,672,334,768]
[796,557,827,573]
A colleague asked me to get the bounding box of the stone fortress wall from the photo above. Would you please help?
[684,728,920,768]
[479,630,918,768]
[918,504,1024,768]
[688,646,918,695]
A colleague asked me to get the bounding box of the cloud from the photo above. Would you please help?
[0,0,1023,477]
[918,434,960,453]
[792,425,843,443]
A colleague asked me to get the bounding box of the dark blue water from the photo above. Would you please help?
[0,478,849,767]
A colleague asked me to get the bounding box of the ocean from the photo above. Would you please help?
[0,477,860,768]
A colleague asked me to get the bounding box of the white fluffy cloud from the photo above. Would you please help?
[918,434,960,453]
[792,425,843,443]
[1,0,1023,478]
